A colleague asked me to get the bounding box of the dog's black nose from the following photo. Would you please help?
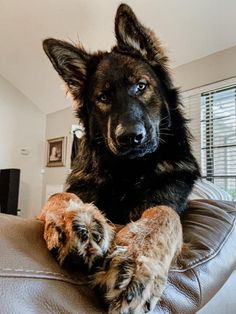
[115,124,146,146]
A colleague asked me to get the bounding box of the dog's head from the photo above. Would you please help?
[43,4,177,159]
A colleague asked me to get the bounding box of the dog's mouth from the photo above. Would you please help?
[107,138,159,159]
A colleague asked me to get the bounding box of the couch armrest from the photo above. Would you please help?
[154,200,236,314]
[0,199,235,314]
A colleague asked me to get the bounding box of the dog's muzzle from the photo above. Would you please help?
[107,121,158,158]
[115,123,146,147]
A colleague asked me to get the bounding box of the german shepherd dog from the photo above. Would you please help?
[39,4,200,313]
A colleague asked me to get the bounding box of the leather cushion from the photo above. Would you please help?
[0,199,235,313]
[155,199,236,313]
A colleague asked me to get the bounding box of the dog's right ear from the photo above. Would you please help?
[114,4,168,68]
[43,38,90,98]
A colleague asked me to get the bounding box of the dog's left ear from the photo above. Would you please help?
[115,4,168,67]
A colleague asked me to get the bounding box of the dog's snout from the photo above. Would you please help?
[115,124,146,146]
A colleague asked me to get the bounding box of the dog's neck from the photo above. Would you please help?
[88,137,160,177]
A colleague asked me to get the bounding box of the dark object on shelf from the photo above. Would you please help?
[0,168,20,215]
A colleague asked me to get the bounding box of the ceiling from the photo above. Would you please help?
[1,0,236,114]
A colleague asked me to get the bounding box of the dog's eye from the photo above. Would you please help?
[98,93,108,102]
[133,80,147,95]
[137,81,147,91]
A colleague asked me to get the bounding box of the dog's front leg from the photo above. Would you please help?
[94,206,183,314]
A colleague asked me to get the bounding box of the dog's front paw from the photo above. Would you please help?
[95,245,167,314]
[94,233,168,312]
[38,192,114,270]
[94,206,182,313]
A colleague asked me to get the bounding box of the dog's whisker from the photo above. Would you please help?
[160,125,169,130]
[160,115,169,123]
[159,132,174,137]
[160,116,171,127]
[159,138,167,145]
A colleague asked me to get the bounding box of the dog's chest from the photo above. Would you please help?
[96,171,156,223]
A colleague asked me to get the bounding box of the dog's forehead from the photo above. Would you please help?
[94,53,156,87]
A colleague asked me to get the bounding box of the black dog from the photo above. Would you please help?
[40,4,200,313]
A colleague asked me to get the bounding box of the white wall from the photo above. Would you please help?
[172,45,236,91]
[0,74,45,218]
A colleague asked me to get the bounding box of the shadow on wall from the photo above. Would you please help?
[18,180,30,217]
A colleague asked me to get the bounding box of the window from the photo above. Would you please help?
[181,78,236,200]
[201,85,236,199]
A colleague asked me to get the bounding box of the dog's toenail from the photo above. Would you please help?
[145,301,151,311]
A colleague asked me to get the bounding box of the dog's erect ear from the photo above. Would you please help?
[43,38,90,97]
[115,4,168,67]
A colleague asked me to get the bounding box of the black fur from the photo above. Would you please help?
[43,4,200,224]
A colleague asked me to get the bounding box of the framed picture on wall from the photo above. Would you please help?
[46,137,67,167]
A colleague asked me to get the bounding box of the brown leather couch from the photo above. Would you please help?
[0,199,235,314]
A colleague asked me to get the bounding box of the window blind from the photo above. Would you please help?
[201,85,236,200]
[182,92,201,164]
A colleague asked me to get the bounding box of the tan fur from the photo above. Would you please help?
[107,116,119,155]
[96,101,111,112]
[38,192,114,267]
[94,206,183,314]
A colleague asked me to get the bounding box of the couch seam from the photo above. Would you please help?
[190,268,202,309]
[171,217,236,272]
[0,267,87,285]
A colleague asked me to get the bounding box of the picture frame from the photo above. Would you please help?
[46,137,67,167]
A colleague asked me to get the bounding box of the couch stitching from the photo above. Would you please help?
[0,267,87,285]
[190,268,202,309]
[185,218,236,268]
